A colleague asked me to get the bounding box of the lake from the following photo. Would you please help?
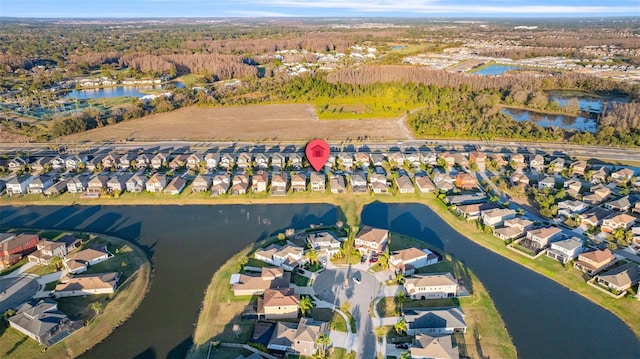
[1,204,639,359]
[64,82,185,100]
[502,108,598,133]
[471,64,521,76]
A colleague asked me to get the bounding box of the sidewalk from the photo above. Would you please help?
[3,261,37,278]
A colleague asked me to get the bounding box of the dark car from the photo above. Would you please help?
[360,255,366,263]
[352,272,361,284]
[395,343,409,349]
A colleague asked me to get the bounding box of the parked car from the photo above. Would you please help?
[360,255,366,263]
[369,257,378,263]
[352,272,361,284]
[395,343,409,349]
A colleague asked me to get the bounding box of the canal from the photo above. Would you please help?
[1,203,639,359]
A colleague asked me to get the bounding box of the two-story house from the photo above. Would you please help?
[525,227,562,250]
[126,174,147,193]
[252,171,269,193]
[350,172,368,193]
[6,175,34,196]
[481,208,516,227]
[1,233,40,268]
[354,226,388,255]
[146,173,167,193]
[271,173,288,196]
[494,217,534,240]
[404,272,458,299]
[231,174,250,195]
[389,247,439,275]
[574,249,616,275]
[310,172,325,192]
[258,288,300,320]
[211,174,230,196]
[602,213,636,234]
[545,237,584,264]
[291,173,307,192]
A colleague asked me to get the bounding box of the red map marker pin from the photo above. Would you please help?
[305,139,330,171]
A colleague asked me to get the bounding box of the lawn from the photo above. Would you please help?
[291,273,309,286]
[25,263,60,276]
[328,347,356,359]
[313,308,348,333]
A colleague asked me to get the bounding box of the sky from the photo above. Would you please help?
[1,0,639,18]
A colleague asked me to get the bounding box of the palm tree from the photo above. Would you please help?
[394,319,407,335]
[306,249,319,267]
[299,296,314,317]
[379,250,390,270]
[90,302,103,316]
[315,333,331,359]
[395,272,405,285]
[399,351,412,359]
[374,326,388,342]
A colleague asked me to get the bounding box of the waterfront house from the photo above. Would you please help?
[146,173,167,193]
[445,193,487,206]
[494,217,534,241]
[252,171,269,193]
[254,244,305,271]
[330,175,347,194]
[546,237,584,264]
[186,153,202,169]
[306,232,341,256]
[389,247,439,275]
[107,173,131,193]
[66,174,89,193]
[404,307,467,335]
[231,174,250,195]
[236,153,252,169]
[267,317,328,356]
[64,247,111,274]
[369,173,389,194]
[8,299,76,346]
[164,177,187,195]
[291,173,307,192]
[525,227,562,250]
[87,174,108,193]
[410,334,459,359]
[456,203,499,220]
[354,226,388,255]
[271,153,285,169]
[126,174,147,193]
[481,208,516,227]
[191,174,212,193]
[257,288,300,320]
[1,233,40,268]
[54,272,121,298]
[211,174,230,196]
[135,153,151,169]
[574,249,616,275]
[151,153,168,169]
[44,179,69,196]
[271,173,288,196]
[27,175,54,194]
[602,213,636,234]
[469,151,486,170]
[415,175,436,193]
[310,172,326,192]
[351,172,368,193]
[595,264,640,292]
[611,168,635,183]
[6,175,34,196]
[529,155,545,172]
[404,272,458,299]
[230,267,291,296]
[27,240,67,265]
[395,175,415,194]
[204,153,219,170]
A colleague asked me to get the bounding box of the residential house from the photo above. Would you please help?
[254,244,305,271]
[64,247,111,274]
[481,208,516,227]
[387,152,405,167]
[267,317,327,356]
[310,172,325,192]
[549,157,566,173]
[635,202,640,215]
[164,177,187,195]
[204,153,219,170]
[420,151,438,166]
[389,247,439,275]
[6,175,34,196]
[370,152,385,167]
[410,334,459,359]
[438,152,455,168]
[595,264,640,292]
[236,153,252,169]
[369,173,389,194]
[415,175,436,193]
[291,173,307,192]
[395,175,415,194]
[211,174,231,196]
[456,203,499,220]
[219,153,235,169]
[583,184,611,205]
[354,226,388,255]
[135,153,151,169]
[580,208,614,227]
[252,171,269,193]
[546,237,584,264]
[529,154,545,172]
[307,232,341,256]
[44,179,69,196]
[1,233,40,268]
[230,267,291,296]
[404,152,421,168]
[27,240,67,265]
[8,156,28,170]
[271,173,288,196]
[564,179,583,194]
[54,272,121,298]
[66,174,89,193]
[487,153,506,168]
[469,151,486,170]
[574,249,616,275]
[510,172,530,188]
[404,272,458,299]
[151,153,168,169]
[571,160,589,177]
[231,174,250,195]
[351,172,368,193]
[257,288,300,320]
[510,154,525,169]
[50,156,66,171]
[27,175,54,194]
[404,307,467,335]
[558,200,589,218]
[494,217,534,240]
[525,227,562,250]
[186,153,202,169]
[330,175,347,194]
[85,155,103,172]
[271,153,286,169]
[602,213,636,234]
[604,195,638,212]
[538,176,556,190]
[354,152,370,168]
[591,166,608,184]
[611,168,635,183]
[118,152,137,170]
[107,173,131,193]
[86,174,108,193]
[8,299,77,346]
[433,171,455,193]
[126,174,147,193]
[191,174,212,193]
[30,156,53,172]
[101,153,118,169]
[254,153,269,170]
[168,154,189,170]
[337,152,354,169]
[288,153,303,169]
[146,173,167,193]
[445,193,486,206]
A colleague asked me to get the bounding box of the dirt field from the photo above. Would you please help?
[63,104,413,142]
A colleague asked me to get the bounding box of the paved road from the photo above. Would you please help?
[313,267,381,359]
[0,276,39,312]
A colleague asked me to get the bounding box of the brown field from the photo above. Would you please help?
[63,104,412,142]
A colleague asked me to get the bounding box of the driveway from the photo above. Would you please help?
[0,276,39,312]
[313,267,382,359]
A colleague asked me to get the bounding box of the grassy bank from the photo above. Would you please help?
[0,232,151,359]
